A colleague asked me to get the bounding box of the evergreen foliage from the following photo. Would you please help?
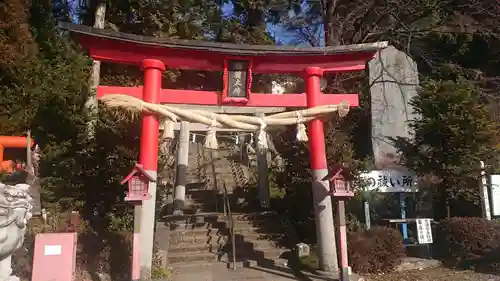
[394,79,500,217]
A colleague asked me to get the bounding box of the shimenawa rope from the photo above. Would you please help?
[100,94,351,149]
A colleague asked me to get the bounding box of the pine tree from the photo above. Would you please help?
[395,78,500,217]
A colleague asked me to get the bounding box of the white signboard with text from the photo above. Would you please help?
[490,175,500,216]
[416,218,433,244]
[360,170,417,193]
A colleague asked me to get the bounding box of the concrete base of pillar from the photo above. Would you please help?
[311,168,339,272]
[316,267,362,281]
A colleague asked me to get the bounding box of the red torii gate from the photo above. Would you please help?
[62,22,386,280]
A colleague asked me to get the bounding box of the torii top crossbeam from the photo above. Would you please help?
[60,23,387,108]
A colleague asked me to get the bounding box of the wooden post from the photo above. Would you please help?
[26,131,33,174]
[480,161,491,220]
[336,200,349,281]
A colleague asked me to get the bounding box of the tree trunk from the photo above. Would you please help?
[86,1,106,138]
[322,0,339,46]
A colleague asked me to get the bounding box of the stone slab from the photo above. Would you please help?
[170,263,365,281]
[395,257,441,272]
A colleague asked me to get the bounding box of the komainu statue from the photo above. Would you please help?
[0,183,33,281]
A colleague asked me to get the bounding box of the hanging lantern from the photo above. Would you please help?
[323,164,354,198]
[121,163,156,202]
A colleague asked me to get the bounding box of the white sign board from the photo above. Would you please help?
[360,170,417,193]
[490,175,500,216]
[44,245,62,256]
[416,218,433,244]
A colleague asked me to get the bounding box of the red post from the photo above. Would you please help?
[305,67,327,171]
[139,59,164,170]
[304,67,339,273]
[133,59,165,280]
[336,200,350,281]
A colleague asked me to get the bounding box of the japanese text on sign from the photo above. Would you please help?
[416,218,433,244]
[232,69,242,96]
[227,60,248,98]
[360,170,417,193]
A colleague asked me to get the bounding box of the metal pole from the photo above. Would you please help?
[400,193,408,242]
[364,201,371,229]
[138,59,164,279]
[173,121,190,215]
[336,200,349,281]
[304,67,339,273]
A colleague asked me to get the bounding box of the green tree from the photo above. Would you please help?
[395,79,500,218]
[0,0,139,232]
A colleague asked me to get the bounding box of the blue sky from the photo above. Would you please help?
[70,1,324,47]
[221,1,325,46]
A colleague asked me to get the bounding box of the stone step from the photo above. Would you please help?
[222,226,281,237]
[226,219,270,226]
[233,248,286,259]
[168,243,220,254]
[171,234,226,245]
[232,258,288,268]
[169,225,219,233]
[231,212,280,221]
[169,260,223,270]
[233,239,278,250]
[163,221,211,230]
[168,235,211,246]
[232,232,266,241]
[160,213,221,223]
[168,252,219,264]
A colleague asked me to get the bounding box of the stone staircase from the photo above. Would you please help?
[182,142,214,214]
[156,139,291,269]
[224,212,290,267]
[156,212,290,268]
[156,214,223,268]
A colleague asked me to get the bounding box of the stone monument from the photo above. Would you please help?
[0,182,33,281]
[369,46,419,169]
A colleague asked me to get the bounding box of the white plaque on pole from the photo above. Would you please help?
[416,218,433,244]
[490,175,500,216]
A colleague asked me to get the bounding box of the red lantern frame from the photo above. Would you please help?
[121,163,156,202]
[323,166,355,198]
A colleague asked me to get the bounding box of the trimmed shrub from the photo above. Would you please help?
[435,217,500,271]
[348,227,406,273]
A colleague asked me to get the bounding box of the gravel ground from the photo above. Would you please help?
[365,267,500,281]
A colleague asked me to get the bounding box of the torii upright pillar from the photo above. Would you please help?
[304,67,338,272]
[137,59,164,279]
